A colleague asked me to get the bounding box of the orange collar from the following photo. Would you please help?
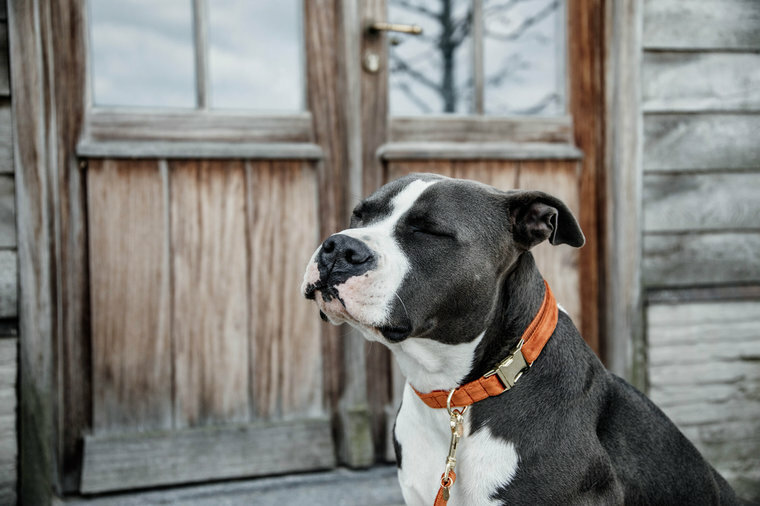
[414,281,558,409]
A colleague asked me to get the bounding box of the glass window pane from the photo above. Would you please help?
[89,0,195,108]
[207,0,303,112]
[483,0,565,116]
[389,0,473,115]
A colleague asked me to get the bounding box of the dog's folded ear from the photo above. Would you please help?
[507,191,585,249]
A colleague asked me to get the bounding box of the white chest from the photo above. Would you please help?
[394,383,520,506]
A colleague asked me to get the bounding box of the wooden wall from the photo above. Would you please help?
[0,0,17,502]
[641,0,760,500]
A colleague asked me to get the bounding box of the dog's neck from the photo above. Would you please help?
[387,252,547,393]
[462,252,546,384]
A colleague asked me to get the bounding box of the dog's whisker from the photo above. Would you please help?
[394,290,410,320]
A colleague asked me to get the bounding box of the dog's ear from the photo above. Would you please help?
[506,191,585,249]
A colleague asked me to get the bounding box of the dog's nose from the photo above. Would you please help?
[318,234,376,279]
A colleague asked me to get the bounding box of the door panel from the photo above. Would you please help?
[88,159,172,433]
[170,160,250,427]
[84,158,327,490]
[249,161,322,418]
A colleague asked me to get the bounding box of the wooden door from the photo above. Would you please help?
[73,0,347,494]
[357,0,604,460]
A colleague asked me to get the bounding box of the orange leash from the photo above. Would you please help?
[434,470,456,505]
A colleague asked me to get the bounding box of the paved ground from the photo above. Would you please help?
[56,466,404,506]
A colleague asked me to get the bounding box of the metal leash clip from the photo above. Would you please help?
[441,388,468,501]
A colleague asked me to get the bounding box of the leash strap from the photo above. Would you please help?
[414,281,557,409]
[434,470,455,506]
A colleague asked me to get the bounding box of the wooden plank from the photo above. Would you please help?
[171,160,249,428]
[0,21,9,96]
[10,0,91,497]
[648,301,760,346]
[568,0,604,363]
[387,159,521,188]
[84,109,313,143]
[88,159,172,433]
[80,418,336,494]
[69,464,399,506]
[644,172,760,232]
[0,101,12,173]
[378,142,582,161]
[390,116,573,143]
[322,0,374,467]
[247,160,322,418]
[643,232,760,287]
[0,249,15,318]
[604,0,645,383]
[643,0,760,50]
[517,161,584,337]
[647,284,760,304]
[0,338,16,506]
[360,0,389,198]
[0,337,17,413]
[76,140,324,160]
[642,52,760,112]
[643,114,760,171]
[0,174,14,247]
[8,0,57,499]
[50,0,91,490]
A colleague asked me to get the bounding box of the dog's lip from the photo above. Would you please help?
[379,323,412,343]
[303,281,322,300]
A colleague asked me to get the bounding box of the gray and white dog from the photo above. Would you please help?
[302,174,742,505]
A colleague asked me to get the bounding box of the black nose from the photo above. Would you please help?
[317,234,376,283]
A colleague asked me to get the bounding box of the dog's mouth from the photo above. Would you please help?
[305,282,413,342]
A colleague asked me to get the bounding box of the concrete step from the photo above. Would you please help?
[55,466,404,506]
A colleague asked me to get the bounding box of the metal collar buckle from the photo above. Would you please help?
[484,339,529,390]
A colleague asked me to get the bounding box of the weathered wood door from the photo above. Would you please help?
[355,0,604,459]
[73,0,346,494]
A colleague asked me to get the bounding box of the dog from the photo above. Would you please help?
[302,174,742,505]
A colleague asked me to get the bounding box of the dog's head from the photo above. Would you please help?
[302,173,584,346]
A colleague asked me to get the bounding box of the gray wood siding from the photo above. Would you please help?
[0,6,16,503]
[642,53,760,113]
[643,173,760,232]
[0,338,17,505]
[643,114,760,172]
[643,0,760,50]
[642,0,760,499]
[648,302,760,500]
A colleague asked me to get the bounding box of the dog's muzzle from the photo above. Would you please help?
[304,234,377,301]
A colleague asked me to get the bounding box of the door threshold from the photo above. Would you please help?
[54,466,404,506]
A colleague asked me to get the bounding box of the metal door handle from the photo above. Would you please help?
[368,22,423,35]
